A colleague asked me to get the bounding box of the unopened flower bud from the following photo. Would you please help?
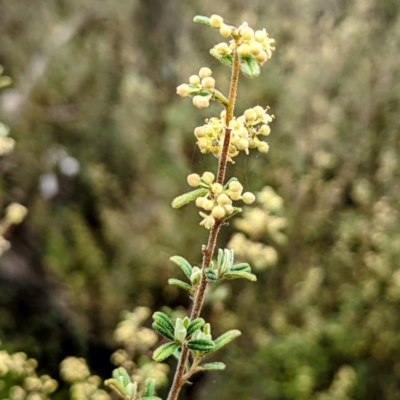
[195,197,207,208]
[212,206,226,219]
[199,67,212,79]
[187,173,201,187]
[211,183,223,194]
[204,215,216,229]
[237,44,251,57]
[236,138,249,151]
[176,84,191,97]
[242,192,256,204]
[174,318,187,343]
[258,141,270,153]
[240,27,254,41]
[194,126,206,138]
[219,24,232,38]
[229,191,242,200]
[6,203,28,225]
[255,30,267,42]
[244,108,257,122]
[256,51,268,65]
[203,200,215,211]
[193,95,210,109]
[215,42,230,55]
[250,42,262,56]
[249,138,258,148]
[220,110,226,120]
[201,77,216,89]
[229,181,243,192]
[202,171,215,185]
[254,105,265,119]
[210,14,224,28]
[189,75,200,85]
[259,125,271,136]
[217,193,231,206]
[224,204,234,214]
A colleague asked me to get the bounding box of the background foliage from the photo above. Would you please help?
[1,0,400,399]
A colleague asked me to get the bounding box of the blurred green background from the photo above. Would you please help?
[1,0,400,399]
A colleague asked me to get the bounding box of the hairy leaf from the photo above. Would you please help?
[152,321,175,341]
[187,339,215,353]
[210,48,234,67]
[202,362,226,370]
[186,318,205,338]
[193,15,212,26]
[172,188,209,209]
[239,55,260,79]
[142,378,156,398]
[170,255,193,279]
[222,271,257,281]
[153,342,180,362]
[213,329,242,351]
[204,268,218,282]
[229,263,251,272]
[168,278,192,292]
[153,311,175,334]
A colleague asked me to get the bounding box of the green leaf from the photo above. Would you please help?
[222,271,257,281]
[204,268,218,282]
[210,48,234,67]
[153,312,175,335]
[168,278,192,292]
[112,367,131,386]
[170,256,193,279]
[104,378,126,398]
[187,339,215,353]
[152,321,175,341]
[213,329,242,351]
[193,15,211,26]
[141,397,162,400]
[172,188,209,209]
[239,55,260,79]
[230,263,251,272]
[202,362,226,371]
[186,318,205,338]
[142,378,156,398]
[153,342,180,362]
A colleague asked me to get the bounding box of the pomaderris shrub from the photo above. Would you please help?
[106,14,276,400]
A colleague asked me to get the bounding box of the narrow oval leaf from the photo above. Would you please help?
[187,339,215,353]
[152,321,175,341]
[153,342,180,362]
[168,278,192,292]
[186,318,205,338]
[170,255,193,279]
[104,379,125,398]
[239,55,260,79]
[111,367,131,386]
[193,15,211,26]
[230,263,251,272]
[171,188,209,209]
[213,329,242,351]
[142,378,156,398]
[205,268,218,282]
[153,311,175,334]
[202,362,226,371]
[222,271,257,281]
[210,48,234,67]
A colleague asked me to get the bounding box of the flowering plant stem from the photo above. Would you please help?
[167,40,241,400]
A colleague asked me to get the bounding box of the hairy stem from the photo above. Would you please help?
[167,43,241,400]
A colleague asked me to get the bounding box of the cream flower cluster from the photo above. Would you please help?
[187,171,255,229]
[176,67,218,109]
[209,14,275,67]
[194,106,273,162]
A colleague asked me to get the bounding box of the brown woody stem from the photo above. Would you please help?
[167,41,241,400]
